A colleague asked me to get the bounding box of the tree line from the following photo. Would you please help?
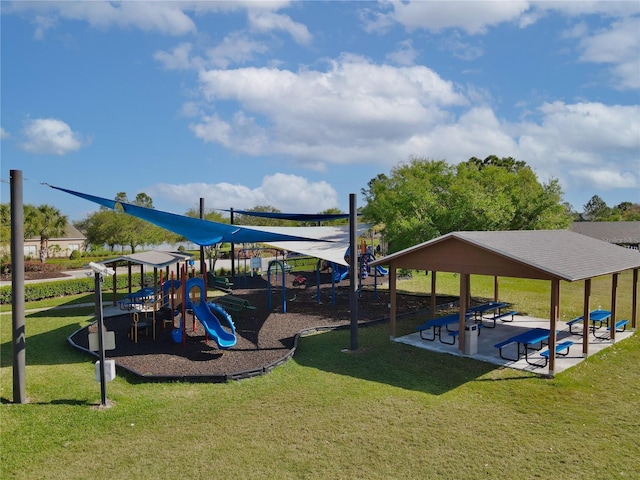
[1,155,638,261]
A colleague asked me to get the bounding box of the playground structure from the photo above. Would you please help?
[122,265,238,350]
[325,245,388,283]
[264,242,388,314]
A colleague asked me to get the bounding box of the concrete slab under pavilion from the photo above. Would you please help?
[394,313,634,375]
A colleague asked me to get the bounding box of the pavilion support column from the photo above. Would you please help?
[493,276,499,302]
[582,279,591,357]
[153,268,158,294]
[430,271,437,319]
[458,273,470,353]
[127,263,132,293]
[632,269,638,330]
[389,266,397,339]
[610,273,619,342]
[112,265,117,307]
[140,264,144,285]
[549,279,560,376]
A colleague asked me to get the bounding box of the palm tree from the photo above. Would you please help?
[24,204,68,263]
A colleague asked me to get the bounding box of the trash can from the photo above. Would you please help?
[463,324,478,355]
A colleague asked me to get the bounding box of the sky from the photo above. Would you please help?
[1,1,639,223]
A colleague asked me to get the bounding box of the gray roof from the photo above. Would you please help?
[101,250,193,269]
[370,230,640,282]
[570,221,640,245]
[26,223,86,241]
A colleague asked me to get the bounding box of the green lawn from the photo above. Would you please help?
[1,275,639,479]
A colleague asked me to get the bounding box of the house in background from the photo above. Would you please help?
[24,223,86,259]
[570,221,640,251]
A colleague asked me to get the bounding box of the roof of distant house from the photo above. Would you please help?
[570,221,640,246]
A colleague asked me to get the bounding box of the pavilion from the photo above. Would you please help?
[369,230,640,376]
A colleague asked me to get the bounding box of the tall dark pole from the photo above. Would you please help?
[10,170,26,404]
[199,198,205,275]
[349,193,358,351]
[230,207,235,277]
[94,271,108,406]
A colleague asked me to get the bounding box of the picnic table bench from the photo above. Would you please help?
[494,327,551,364]
[206,273,234,293]
[416,313,472,344]
[538,340,574,367]
[593,319,629,340]
[447,324,484,344]
[567,309,611,334]
[213,295,256,314]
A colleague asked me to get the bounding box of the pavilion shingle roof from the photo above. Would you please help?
[371,230,640,282]
[101,250,193,270]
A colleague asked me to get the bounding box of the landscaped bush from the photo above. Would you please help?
[69,249,82,260]
[0,273,145,305]
[1,261,65,275]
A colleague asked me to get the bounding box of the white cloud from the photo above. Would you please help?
[7,1,197,37]
[515,101,640,190]
[6,0,298,38]
[386,39,418,66]
[154,43,200,70]
[0,127,9,139]
[19,118,86,155]
[570,168,637,190]
[363,1,640,37]
[371,0,531,35]
[576,16,640,89]
[248,10,312,45]
[187,49,638,200]
[206,32,269,68]
[439,33,485,61]
[192,55,467,167]
[146,173,338,213]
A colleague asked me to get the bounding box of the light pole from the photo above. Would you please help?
[89,262,115,407]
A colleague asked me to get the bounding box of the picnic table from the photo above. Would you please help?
[494,327,551,364]
[118,287,156,311]
[213,295,256,315]
[567,309,611,335]
[467,302,515,328]
[416,312,472,344]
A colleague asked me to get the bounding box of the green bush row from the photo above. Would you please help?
[0,274,145,305]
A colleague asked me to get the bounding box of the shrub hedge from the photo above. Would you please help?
[0,274,145,305]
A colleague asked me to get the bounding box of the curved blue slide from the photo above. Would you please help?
[185,277,237,349]
[332,263,349,282]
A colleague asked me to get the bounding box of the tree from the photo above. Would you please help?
[612,202,640,221]
[23,204,68,262]
[78,192,167,253]
[361,156,573,253]
[233,206,295,227]
[317,208,348,226]
[183,207,229,270]
[582,195,612,221]
[0,203,10,246]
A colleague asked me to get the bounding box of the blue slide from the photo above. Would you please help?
[185,277,237,349]
[365,252,387,276]
[332,263,349,282]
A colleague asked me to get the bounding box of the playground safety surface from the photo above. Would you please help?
[70,273,454,382]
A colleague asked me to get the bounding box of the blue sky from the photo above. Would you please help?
[1,1,639,222]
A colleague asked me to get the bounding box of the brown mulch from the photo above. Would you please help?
[69,272,457,382]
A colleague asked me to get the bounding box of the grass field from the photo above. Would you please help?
[1,273,639,479]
